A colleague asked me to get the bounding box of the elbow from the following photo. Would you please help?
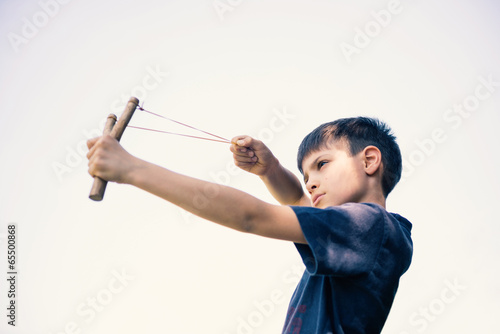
[237,203,263,234]
[231,197,274,236]
[240,212,257,234]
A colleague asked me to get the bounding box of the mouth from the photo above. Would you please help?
[312,194,325,207]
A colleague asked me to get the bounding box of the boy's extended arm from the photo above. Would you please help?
[230,136,311,206]
[87,135,307,244]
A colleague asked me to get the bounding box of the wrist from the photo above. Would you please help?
[259,156,281,181]
[123,156,149,186]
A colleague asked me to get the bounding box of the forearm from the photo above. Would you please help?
[126,158,263,232]
[260,161,310,206]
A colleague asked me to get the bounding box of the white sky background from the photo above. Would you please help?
[0,0,499,333]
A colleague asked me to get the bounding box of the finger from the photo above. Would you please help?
[239,137,266,153]
[86,139,99,160]
[234,159,258,168]
[230,141,256,155]
[231,135,253,148]
[231,135,248,144]
[87,135,108,160]
[230,144,246,154]
[233,155,258,164]
[87,137,100,150]
[231,146,255,158]
[87,153,99,177]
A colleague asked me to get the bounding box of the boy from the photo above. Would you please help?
[87,116,413,333]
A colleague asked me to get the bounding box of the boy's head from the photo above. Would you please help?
[297,117,402,206]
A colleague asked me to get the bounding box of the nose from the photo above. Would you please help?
[306,176,319,194]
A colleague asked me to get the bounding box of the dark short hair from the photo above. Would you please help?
[297,117,402,197]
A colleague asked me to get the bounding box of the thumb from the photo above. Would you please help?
[231,135,253,148]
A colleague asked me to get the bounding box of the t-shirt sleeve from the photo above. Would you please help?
[291,203,386,276]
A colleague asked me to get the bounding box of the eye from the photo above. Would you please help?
[317,161,328,169]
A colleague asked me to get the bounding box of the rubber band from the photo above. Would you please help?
[137,106,231,142]
[128,125,231,144]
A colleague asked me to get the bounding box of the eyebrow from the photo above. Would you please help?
[303,154,330,181]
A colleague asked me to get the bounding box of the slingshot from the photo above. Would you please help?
[89,97,233,201]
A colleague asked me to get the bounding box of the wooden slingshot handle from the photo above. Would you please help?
[88,114,117,201]
[89,97,139,201]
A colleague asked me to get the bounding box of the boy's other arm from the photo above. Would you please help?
[230,136,311,206]
[87,135,307,244]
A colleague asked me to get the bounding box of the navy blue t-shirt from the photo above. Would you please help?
[282,203,413,334]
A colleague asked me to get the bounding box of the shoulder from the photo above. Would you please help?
[289,202,412,250]
[291,203,389,276]
[291,202,388,230]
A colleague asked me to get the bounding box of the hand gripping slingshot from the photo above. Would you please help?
[89,97,139,201]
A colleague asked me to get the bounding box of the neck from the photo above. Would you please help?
[360,190,386,209]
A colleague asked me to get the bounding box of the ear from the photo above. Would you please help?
[362,146,382,176]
